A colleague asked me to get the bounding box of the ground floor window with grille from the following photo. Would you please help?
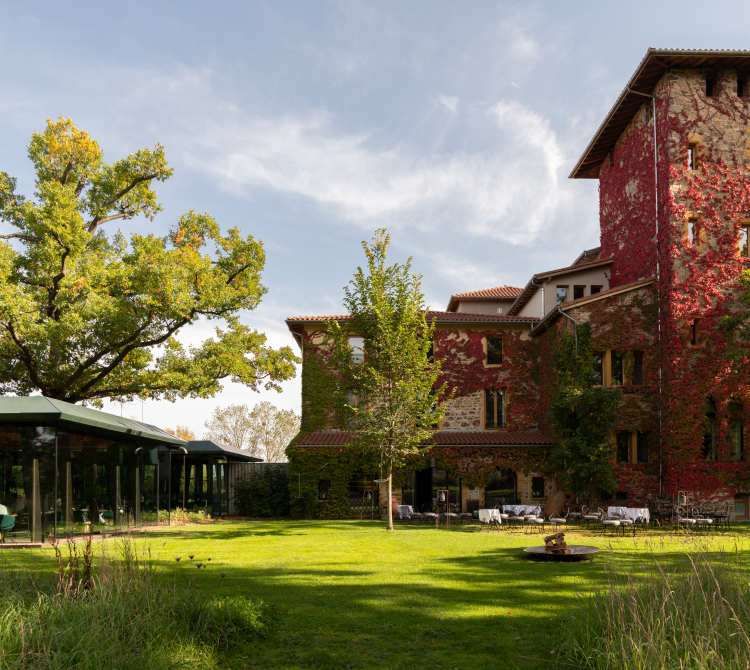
[531,477,545,499]
[484,389,505,429]
[318,480,331,500]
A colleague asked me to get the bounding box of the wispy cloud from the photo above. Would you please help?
[436,94,459,114]
[182,90,578,246]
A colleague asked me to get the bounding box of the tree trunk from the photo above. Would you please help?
[386,470,393,531]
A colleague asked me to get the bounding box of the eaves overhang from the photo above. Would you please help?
[571,48,750,179]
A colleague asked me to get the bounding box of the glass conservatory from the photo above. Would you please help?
[0,397,188,544]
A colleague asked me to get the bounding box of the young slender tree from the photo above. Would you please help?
[329,230,451,531]
[0,118,297,404]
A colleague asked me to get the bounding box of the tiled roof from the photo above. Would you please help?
[530,277,655,335]
[571,49,750,179]
[286,311,539,324]
[295,430,552,447]
[446,285,523,312]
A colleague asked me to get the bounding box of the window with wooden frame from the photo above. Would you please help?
[632,351,644,386]
[702,398,717,461]
[348,337,364,364]
[739,223,750,258]
[687,145,697,170]
[573,285,585,300]
[610,351,624,386]
[616,432,629,463]
[591,285,602,294]
[735,495,749,520]
[484,389,505,429]
[690,318,702,346]
[729,401,744,462]
[556,286,568,304]
[636,432,648,464]
[706,77,715,97]
[591,353,604,386]
[485,337,503,365]
[345,390,360,429]
[531,477,545,499]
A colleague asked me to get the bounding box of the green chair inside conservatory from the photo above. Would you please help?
[0,514,15,542]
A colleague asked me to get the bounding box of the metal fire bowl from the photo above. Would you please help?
[523,545,601,561]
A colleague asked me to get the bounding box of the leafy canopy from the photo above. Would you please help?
[0,117,297,404]
[328,230,452,529]
[550,322,620,501]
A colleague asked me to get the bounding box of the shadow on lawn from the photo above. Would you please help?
[12,523,749,669]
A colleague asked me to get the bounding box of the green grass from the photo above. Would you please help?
[9,520,750,669]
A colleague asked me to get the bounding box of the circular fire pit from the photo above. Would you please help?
[523,545,601,561]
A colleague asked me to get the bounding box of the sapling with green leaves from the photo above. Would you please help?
[328,230,452,531]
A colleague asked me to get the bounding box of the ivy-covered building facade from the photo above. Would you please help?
[286,49,750,520]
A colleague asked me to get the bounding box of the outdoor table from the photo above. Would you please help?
[397,505,414,520]
[478,509,501,523]
[502,505,542,517]
[607,507,650,523]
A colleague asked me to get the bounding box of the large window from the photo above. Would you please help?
[556,286,568,304]
[485,469,516,503]
[484,389,506,429]
[729,402,744,462]
[703,399,717,461]
[486,337,503,365]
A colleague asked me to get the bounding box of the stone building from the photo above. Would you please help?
[285,49,750,520]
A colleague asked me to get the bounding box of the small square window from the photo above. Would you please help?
[573,286,585,300]
[591,353,603,386]
[486,337,503,365]
[633,351,644,386]
[556,286,568,304]
[531,477,545,499]
[590,285,602,295]
[496,307,503,314]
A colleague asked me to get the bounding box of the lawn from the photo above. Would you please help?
[11,520,750,669]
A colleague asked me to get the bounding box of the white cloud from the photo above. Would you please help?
[436,94,459,114]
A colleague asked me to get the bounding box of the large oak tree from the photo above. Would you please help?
[0,118,297,404]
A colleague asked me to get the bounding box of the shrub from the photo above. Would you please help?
[233,466,290,517]
[554,548,750,669]
[0,537,265,669]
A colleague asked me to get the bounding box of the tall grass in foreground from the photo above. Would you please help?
[0,536,264,670]
[554,546,750,669]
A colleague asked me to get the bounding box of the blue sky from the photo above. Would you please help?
[1,1,747,435]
